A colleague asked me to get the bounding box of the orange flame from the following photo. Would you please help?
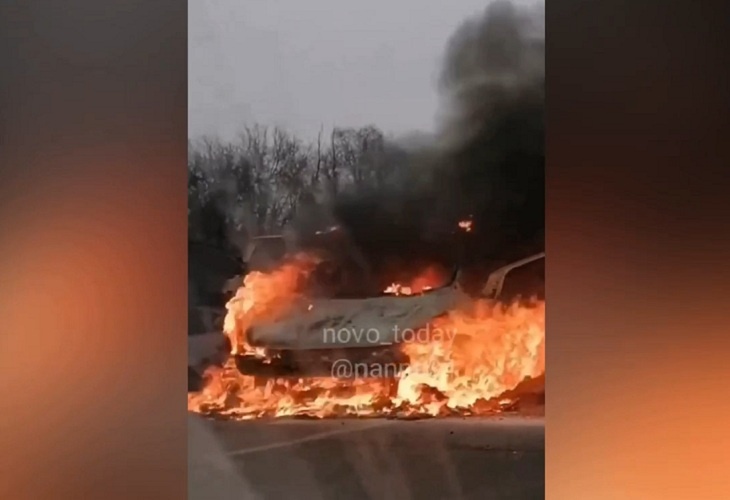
[458,219,473,232]
[222,254,319,355]
[384,267,442,296]
[188,259,544,419]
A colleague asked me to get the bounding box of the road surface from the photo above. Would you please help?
[189,414,544,500]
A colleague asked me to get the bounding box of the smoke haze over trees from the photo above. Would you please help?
[189,1,544,276]
[188,124,411,244]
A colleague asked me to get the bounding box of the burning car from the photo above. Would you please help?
[188,229,545,418]
[224,232,544,380]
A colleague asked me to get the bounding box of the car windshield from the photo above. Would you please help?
[304,254,379,298]
[248,232,457,299]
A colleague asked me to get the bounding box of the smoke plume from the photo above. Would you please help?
[436,0,544,259]
[330,0,544,275]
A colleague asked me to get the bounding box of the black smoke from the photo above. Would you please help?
[330,1,544,281]
[436,0,544,261]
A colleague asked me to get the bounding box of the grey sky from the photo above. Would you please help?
[188,0,493,141]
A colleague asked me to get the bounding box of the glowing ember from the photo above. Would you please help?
[458,219,473,232]
[315,225,340,235]
[188,259,545,420]
[383,283,412,296]
[383,267,443,296]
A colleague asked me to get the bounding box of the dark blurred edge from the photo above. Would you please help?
[1,0,730,499]
[546,0,730,498]
[0,1,188,499]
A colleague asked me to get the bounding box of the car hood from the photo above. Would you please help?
[248,279,468,350]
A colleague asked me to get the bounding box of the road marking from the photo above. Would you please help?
[226,421,392,457]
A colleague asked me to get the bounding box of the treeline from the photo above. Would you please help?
[188,124,420,250]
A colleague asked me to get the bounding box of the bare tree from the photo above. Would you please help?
[189,123,400,243]
[313,124,324,185]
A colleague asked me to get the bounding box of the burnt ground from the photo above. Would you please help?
[189,415,544,500]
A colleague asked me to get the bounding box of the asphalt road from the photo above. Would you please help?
[189,415,544,500]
